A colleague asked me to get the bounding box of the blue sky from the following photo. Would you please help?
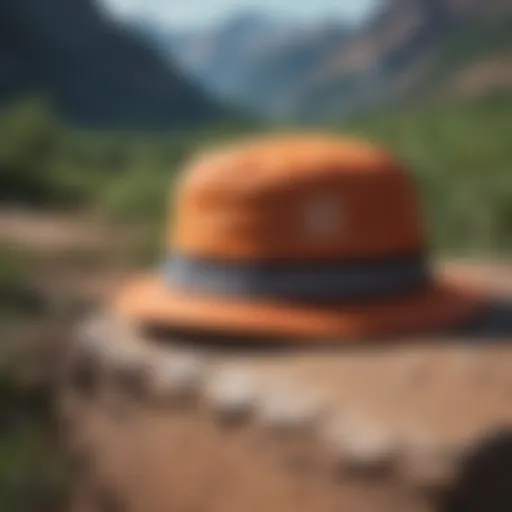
[101,0,381,28]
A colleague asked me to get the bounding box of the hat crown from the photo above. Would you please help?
[170,134,424,261]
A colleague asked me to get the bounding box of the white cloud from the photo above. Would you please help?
[101,0,380,27]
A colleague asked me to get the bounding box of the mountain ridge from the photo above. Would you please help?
[133,0,512,121]
[0,0,224,129]
[290,0,512,120]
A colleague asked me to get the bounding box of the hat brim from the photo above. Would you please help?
[111,269,484,342]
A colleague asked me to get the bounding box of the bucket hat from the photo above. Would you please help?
[112,133,484,341]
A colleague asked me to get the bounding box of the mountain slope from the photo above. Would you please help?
[0,0,224,129]
[134,12,349,118]
[289,0,512,121]
[143,11,300,101]
[132,0,512,122]
[230,22,350,116]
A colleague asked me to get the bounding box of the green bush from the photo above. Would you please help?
[0,248,40,320]
[0,98,254,212]
[0,356,67,512]
[343,96,512,256]
[97,171,170,221]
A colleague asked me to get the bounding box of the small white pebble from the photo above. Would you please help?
[74,316,103,344]
[73,315,137,362]
[103,341,148,368]
[101,342,152,395]
[148,351,206,403]
[73,317,105,355]
[258,385,325,434]
[206,369,257,422]
[322,414,398,473]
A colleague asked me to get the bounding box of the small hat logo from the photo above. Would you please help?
[302,195,344,241]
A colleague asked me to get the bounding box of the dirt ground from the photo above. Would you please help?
[3,209,512,512]
[61,337,512,512]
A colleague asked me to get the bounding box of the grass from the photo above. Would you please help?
[0,355,67,512]
[343,94,512,256]
[0,244,68,511]
[0,245,67,510]
[0,247,44,321]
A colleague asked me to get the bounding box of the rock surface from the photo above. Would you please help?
[60,262,512,512]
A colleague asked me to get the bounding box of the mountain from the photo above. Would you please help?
[0,0,224,129]
[125,0,512,122]
[173,13,284,99]
[138,11,300,101]
[132,0,512,122]
[133,11,349,117]
[288,0,512,120]
[228,21,351,116]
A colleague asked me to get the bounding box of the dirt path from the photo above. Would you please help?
[0,209,144,366]
[0,208,151,307]
[0,208,115,253]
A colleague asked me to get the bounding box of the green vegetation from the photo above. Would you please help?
[346,94,512,256]
[0,246,67,511]
[1,94,512,257]
[0,355,67,512]
[0,248,42,321]
[0,97,256,219]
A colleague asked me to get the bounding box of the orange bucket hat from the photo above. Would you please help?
[113,133,486,341]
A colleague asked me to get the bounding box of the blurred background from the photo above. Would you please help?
[0,0,511,509]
